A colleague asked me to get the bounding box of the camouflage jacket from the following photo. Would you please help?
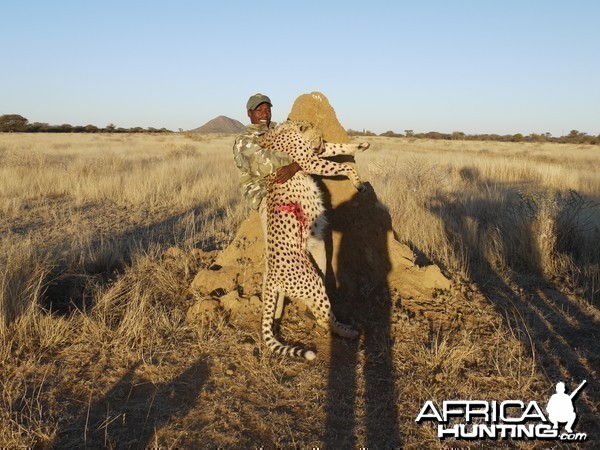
[233,122,293,210]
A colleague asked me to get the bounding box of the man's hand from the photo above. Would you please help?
[275,162,301,184]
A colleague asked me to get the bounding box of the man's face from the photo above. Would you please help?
[248,102,272,126]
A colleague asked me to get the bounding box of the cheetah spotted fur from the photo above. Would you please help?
[256,120,369,360]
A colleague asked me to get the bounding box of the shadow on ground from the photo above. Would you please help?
[39,202,229,316]
[319,181,403,448]
[429,185,600,437]
[51,357,210,449]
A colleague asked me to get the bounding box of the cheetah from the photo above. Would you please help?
[256,120,369,360]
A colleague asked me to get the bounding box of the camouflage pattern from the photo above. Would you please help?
[233,122,293,210]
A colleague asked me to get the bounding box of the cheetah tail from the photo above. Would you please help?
[261,289,316,360]
[270,341,316,361]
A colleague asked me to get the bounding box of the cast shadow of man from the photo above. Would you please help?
[316,177,402,448]
[52,357,209,449]
[429,188,599,435]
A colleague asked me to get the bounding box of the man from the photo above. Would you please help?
[233,93,327,274]
[233,93,300,211]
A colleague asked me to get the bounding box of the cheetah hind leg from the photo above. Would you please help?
[323,308,359,340]
[305,284,359,340]
[261,284,316,360]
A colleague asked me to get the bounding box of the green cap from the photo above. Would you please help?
[246,93,272,111]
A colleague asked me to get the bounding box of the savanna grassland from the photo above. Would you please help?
[1,132,599,448]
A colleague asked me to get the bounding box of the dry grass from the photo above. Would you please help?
[358,137,600,297]
[1,133,598,448]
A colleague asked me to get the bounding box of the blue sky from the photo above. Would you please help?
[2,0,599,136]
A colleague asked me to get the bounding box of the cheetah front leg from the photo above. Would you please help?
[291,149,367,193]
[319,141,370,157]
[308,158,367,193]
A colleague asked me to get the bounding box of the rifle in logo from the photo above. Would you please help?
[546,380,586,433]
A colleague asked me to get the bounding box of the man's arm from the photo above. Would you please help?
[234,134,293,178]
[275,162,301,184]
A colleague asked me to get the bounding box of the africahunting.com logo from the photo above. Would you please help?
[416,380,588,442]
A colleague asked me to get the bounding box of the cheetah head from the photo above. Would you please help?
[256,120,324,154]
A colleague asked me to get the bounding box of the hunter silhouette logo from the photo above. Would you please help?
[416,379,589,442]
[546,380,586,434]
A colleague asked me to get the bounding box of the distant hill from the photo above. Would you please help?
[189,116,245,134]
